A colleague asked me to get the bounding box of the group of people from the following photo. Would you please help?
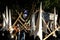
[0,24,40,40]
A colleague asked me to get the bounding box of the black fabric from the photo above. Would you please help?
[0,29,11,40]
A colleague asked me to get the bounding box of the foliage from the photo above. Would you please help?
[42,0,60,12]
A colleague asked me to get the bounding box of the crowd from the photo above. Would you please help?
[0,25,40,40]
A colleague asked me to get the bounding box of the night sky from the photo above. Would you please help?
[0,0,36,13]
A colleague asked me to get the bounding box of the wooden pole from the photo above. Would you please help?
[53,7,57,37]
[32,13,35,31]
[37,2,42,40]
[43,26,60,40]
[3,14,6,28]
[12,12,22,27]
[42,18,51,33]
[9,9,12,28]
[6,6,8,26]
[54,7,58,29]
